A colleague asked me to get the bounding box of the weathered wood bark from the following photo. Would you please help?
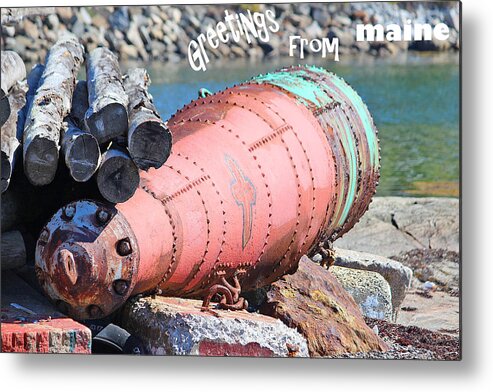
[70,80,89,127]
[1,230,26,270]
[23,32,84,186]
[1,8,55,26]
[85,47,128,144]
[97,144,139,203]
[123,68,172,170]
[1,51,26,127]
[61,118,100,182]
[16,63,45,136]
[1,80,27,193]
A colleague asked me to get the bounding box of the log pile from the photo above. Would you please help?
[1,37,172,198]
[1,37,172,269]
[1,51,27,193]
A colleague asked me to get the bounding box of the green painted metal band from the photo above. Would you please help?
[250,66,378,235]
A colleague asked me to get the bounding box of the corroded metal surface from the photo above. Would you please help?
[35,66,380,319]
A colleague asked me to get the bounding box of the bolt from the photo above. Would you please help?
[116,238,132,256]
[88,305,103,318]
[62,204,76,220]
[113,279,129,296]
[96,208,110,225]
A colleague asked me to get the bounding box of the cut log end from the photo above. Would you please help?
[1,230,26,270]
[1,151,12,193]
[24,137,59,186]
[97,149,140,203]
[85,103,128,144]
[129,121,172,170]
[0,93,11,127]
[65,133,100,182]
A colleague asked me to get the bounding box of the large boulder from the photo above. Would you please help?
[330,266,393,321]
[260,256,388,356]
[334,197,459,257]
[121,297,309,357]
[332,247,413,318]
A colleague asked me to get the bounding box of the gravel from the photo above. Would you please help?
[329,317,460,360]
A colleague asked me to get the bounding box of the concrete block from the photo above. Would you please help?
[1,271,91,353]
[122,296,309,357]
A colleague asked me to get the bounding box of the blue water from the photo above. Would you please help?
[131,53,460,197]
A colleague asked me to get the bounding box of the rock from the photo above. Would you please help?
[328,26,354,47]
[351,9,369,23]
[353,39,370,52]
[109,6,130,31]
[2,25,15,37]
[56,7,73,23]
[150,40,166,58]
[1,271,91,353]
[312,7,331,28]
[119,43,139,60]
[71,18,86,37]
[230,46,246,58]
[334,197,459,257]
[409,37,451,52]
[260,255,388,356]
[150,25,164,41]
[121,297,309,357]
[78,7,92,25]
[332,14,352,28]
[126,21,149,61]
[391,248,459,294]
[286,14,311,29]
[332,247,412,319]
[397,291,459,336]
[46,14,60,30]
[91,13,109,29]
[22,18,39,40]
[305,21,323,39]
[330,266,393,321]
[296,3,311,16]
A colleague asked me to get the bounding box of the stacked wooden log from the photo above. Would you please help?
[1,36,171,200]
[1,36,172,270]
[1,51,27,193]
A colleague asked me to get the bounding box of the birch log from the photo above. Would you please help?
[123,68,172,170]
[23,32,84,186]
[60,80,100,182]
[1,80,27,193]
[1,51,26,127]
[85,47,128,144]
[1,230,26,270]
[61,118,100,182]
[70,80,89,127]
[96,144,139,203]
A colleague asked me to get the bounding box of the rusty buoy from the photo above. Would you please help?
[35,66,380,319]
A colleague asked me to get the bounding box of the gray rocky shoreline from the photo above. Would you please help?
[1,2,460,65]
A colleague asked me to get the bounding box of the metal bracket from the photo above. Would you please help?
[201,270,248,312]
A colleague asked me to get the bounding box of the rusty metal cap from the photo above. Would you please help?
[35,200,140,320]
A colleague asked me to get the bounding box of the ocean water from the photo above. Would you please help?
[136,52,459,197]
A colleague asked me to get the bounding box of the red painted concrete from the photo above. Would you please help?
[1,318,91,353]
[198,340,275,357]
